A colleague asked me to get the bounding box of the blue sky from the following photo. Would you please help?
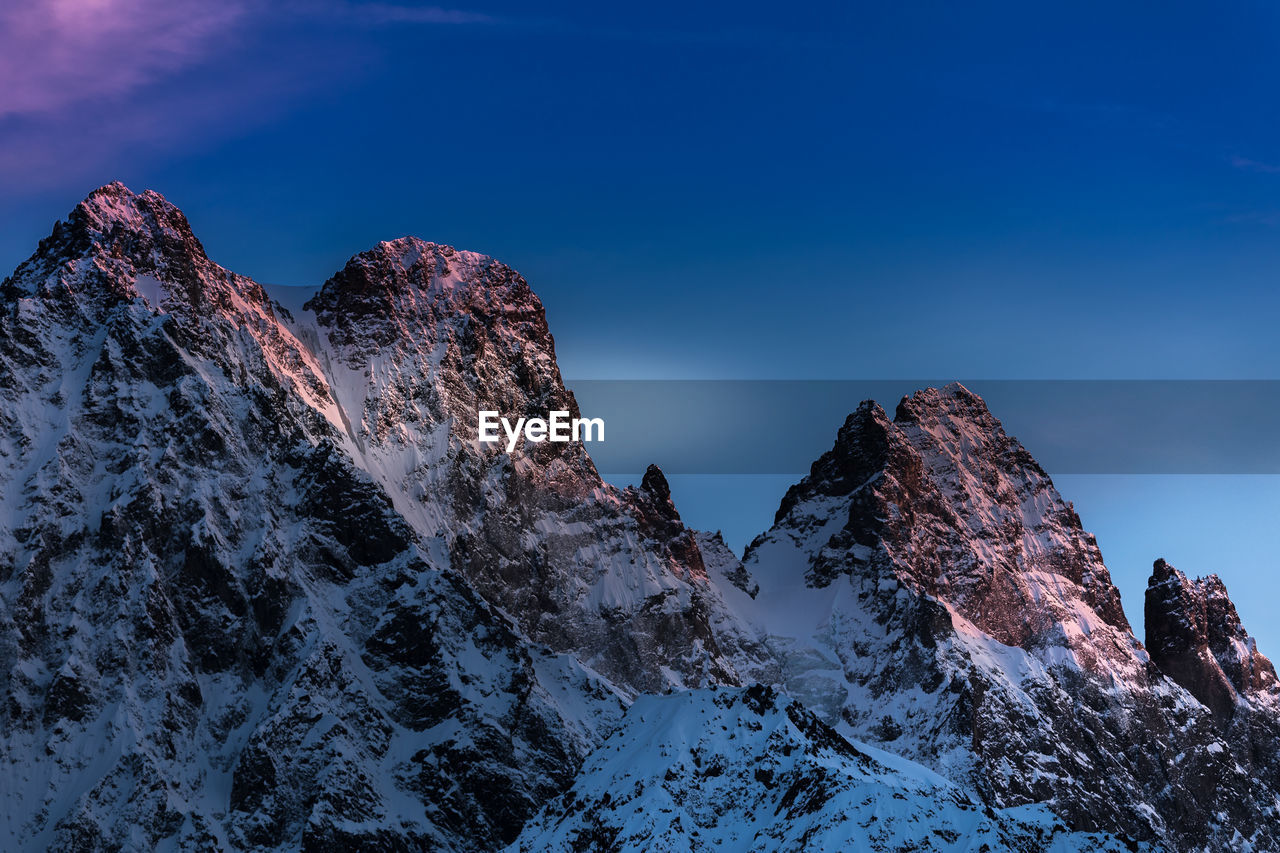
[3,1,1280,649]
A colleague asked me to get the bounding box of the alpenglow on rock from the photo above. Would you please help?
[293,233,771,695]
[4,183,1276,853]
[726,383,1280,851]
[0,183,760,851]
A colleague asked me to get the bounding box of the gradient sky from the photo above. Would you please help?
[4,1,1280,650]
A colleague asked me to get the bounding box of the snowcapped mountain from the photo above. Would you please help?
[727,383,1280,851]
[281,230,774,695]
[2,183,1276,852]
[0,183,757,850]
[507,685,1141,853]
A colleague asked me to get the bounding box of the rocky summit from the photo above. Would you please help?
[1,184,1277,852]
[729,384,1280,850]
[0,184,752,851]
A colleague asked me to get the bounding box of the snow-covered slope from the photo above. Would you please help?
[284,235,772,695]
[729,384,1280,851]
[508,686,1143,853]
[7,183,1277,852]
[0,183,711,850]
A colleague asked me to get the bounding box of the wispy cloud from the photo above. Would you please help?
[0,1,494,190]
[0,0,494,120]
[1229,155,1280,174]
[0,0,248,118]
[0,59,317,187]
[333,2,493,25]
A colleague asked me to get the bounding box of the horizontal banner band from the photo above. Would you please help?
[560,380,1280,475]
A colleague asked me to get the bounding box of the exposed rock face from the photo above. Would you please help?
[736,384,1277,851]
[1145,558,1280,809]
[0,183,752,850]
[696,529,759,598]
[296,236,767,695]
[1146,558,1280,718]
[508,685,1141,853]
[771,386,1131,654]
[7,184,1279,853]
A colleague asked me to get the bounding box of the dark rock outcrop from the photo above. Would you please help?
[1144,558,1280,809]
[11,184,1279,853]
[298,236,767,695]
[0,184,695,850]
[1145,559,1280,721]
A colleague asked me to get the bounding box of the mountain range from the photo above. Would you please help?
[1,183,1276,852]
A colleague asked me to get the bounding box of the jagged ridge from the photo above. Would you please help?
[728,383,1280,851]
[509,685,1143,853]
[0,183,757,850]
[5,184,1275,853]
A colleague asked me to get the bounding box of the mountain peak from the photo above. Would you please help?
[894,381,1003,431]
[1145,558,1279,721]
[80,179,136,206]
[303,236,540,365]
[318,236,507,300]
[640,463,672,502]
[897,380,984,412]
[4,181,232,311]
[81,179,133,204]
[0,184,759,850]
[742,387,1280,848]
[367,235,493,269]
[766,383,1133,652]
[772,399,892,521]
[74,181,204,256]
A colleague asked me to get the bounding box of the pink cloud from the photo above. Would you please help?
[0,2,496,190]
[340,2,493,25]
[0,2,494,119]
[0,67,312,189]
[0,0,247,117]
